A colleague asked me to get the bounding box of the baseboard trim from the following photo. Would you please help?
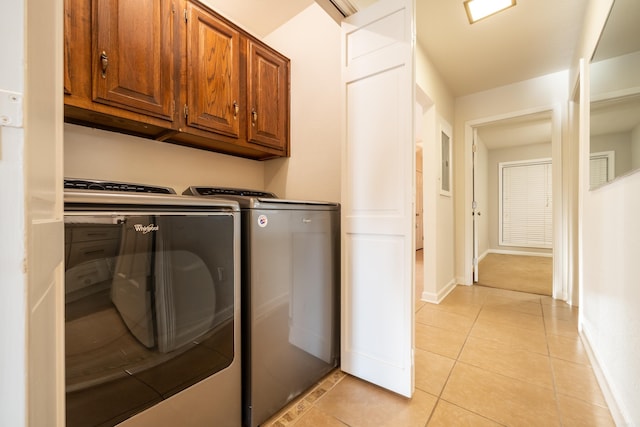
[421,279,457,304]
[580,320,631,426]
[487,249,552,258]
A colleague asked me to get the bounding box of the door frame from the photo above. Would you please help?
[463,104,567,300]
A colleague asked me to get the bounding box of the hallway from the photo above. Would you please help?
[264,285,613,426]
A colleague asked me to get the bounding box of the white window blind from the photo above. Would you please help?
[589,151,615,188]
[499,159,552,248]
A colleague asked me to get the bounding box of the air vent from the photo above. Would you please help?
[64,179,176,194]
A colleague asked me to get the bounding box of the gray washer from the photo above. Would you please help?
[184,187,340,427]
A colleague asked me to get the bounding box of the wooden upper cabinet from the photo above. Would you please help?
[185,2,240,138]
[246,40,289,152]
[92,0,174,121]
[64,0,290,159]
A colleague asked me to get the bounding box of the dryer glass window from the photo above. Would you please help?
[64,213,236,427]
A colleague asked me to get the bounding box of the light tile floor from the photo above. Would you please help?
[263,257,613,427]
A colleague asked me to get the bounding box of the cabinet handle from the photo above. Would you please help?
[100,51,109,78]
[233,101,239,119]
[251,108,257,126]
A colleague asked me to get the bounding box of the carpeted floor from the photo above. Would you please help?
[477,253,552,295]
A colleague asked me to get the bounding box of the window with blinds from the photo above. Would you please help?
[589,151,615,189]
[499,159,552,248]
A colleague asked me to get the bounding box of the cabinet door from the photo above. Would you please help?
[247,40,289,152]
[185,2,240,138]
[93,0,174,120]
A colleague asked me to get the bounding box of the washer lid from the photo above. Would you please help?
[184,186,277,198]
[184,186,339,210]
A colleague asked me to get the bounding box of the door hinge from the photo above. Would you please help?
[183,104,188,119]
[472,144,477,153]
[0,89,23,128]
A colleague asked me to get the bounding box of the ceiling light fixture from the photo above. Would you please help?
[464,0,516,24]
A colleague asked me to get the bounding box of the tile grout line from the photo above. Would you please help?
[542,297,567,427]
[422,290,493,427]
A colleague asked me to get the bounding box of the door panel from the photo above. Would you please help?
[93,0,174,120]
[341,0,415,397]
[247,41,289,151]
[186,3,241,137]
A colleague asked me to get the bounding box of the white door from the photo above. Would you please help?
[472,128,479,282]
[0,0,65,425]
[341,0,415,397]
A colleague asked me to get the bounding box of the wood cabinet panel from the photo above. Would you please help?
[92,0,175,120]
[185,2,240,137]
[247,40,289,152]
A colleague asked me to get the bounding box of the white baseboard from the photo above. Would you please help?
[487,249,552,258]
[421,278,457,304]
[580,320,631,426]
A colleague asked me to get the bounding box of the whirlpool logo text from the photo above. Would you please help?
[134,224,159,234]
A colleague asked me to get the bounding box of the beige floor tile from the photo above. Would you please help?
[414,348,455,396]
[416,322,468,359]
[484,287,544,303]
[547,334,590,365]
[314,375,437,427]
[458,336,554,389]
[470,316,549,355]
[483,294,543,316]
[425,298,483,320]
[448,284,492,302]
[542,303,579,324]
[556,394,615,427]
[416,305,476,334]
[288,407,348,427]
[442,362,561,427]
[552,358,607,407]
[544,317,579,338]
[477,305,546,334]
[427,400,503,427]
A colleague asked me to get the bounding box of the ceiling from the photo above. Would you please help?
[416,0,587,97]
[205,0,595,150]
[207,0,588,97]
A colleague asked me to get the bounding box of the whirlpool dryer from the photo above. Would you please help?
[63,179,242,427]
[184,187,340,427]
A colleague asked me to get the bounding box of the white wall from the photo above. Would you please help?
[416,42,454,122]
[416,44,456,302]
[262,3,342,203]
[576,0,640,424]
[64,124,264,194]
[454,71,568,284]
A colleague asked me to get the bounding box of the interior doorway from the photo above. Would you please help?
[415,88,435,303]
[471,110,554,295]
